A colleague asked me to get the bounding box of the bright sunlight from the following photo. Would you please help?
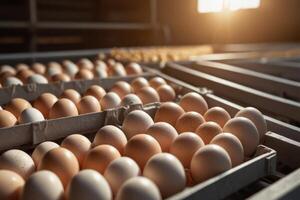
[198,0,261,13]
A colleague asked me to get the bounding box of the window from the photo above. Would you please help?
[197,0,261,13]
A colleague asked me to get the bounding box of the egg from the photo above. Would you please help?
[76,95,101,114]
[235,107,267,142]
[31,141,59,166]
[82,145,121,174]
[120,94,142,107]
[191,144,232,183]
[84,85,106,101]
[0,70,15,83]
[154,102,184,126]
[5,98,32,118]
[18,107,45,124]
[122,110,154,139]
[16,69,35,83]
[149,77,167,89]
[110,63,127,76]
[170,132,204,168]
[104,157,140,195]
[146,122,178,152]
[47,62,63,76]
[179,92,208,115]
[93,125,127,154]
[74,69,94,80]
[38,147,79,188]
[22,170,64,200]
[0,65,16,74]
[0,110,17,128]
[125,134,161,169]
[0,170,24,200]
[136,86,160,105]
[210,133,244,167]
[50,73,71,82]
[27,74,48,84]
[143,153,186,198]
[94,67,108,78]
[77,58,94,70]
[62,60,79,78]
[116,177,161,200]
[31,63,46,74]
[61,134,91,167]
[204,107,231,127]
[100,92,121,110]
[156,84,176,102]
[110,81,132,99]
[16,63,29,71]
[61,89,81,104]
[49,98,79,119]
[0,149,35,179]
[3,77,23,87]
[33,93,58,119]
[106,59,116,67]
[223,117,259,156]
[195,121,222,144]
[175,111,205,133]
[66,169,112,200]
[125,62,143,75]
[94,60,108,71]
[131,77,149,92]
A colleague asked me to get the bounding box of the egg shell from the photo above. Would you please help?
[104,157,140,195]
[67,169,111,200]
[33,93,58,119]
[110,81,132,99]
[94,60,108,71]
[93,125,127,154]
[3,77,23,87]
[175,111,205,133]
[143,153,186,198]
[195,121,222,144]
[16,63,29,71]
[0,65,16,74]
[100,92,121,110]
[124,134,161,169]
[120,94,142,107]
[38,147,79,188]
[110,63,127,76]
[31,141,59,166]
[16,69,34,83]
[61,89,81,104]
[0,149,35,179]
[27,74,48,84]
[116,177,161,200]
[49,98,79,119]
[131,77,149,92]
[47,62,63,76]
[0,170,24,200]
[156,84,176,102]
[5,98,32,118]
[136,86,160,105]
[223,117,259,156]
[154,102,185,126]
[82,145,121,174]
[76,95,101,114]
[18,107,45,124]
[210,133,244,167]
[61,134,91,168]
[146,122,178,152]
[179,92,208,115]
[84,85,106,101]
[170,132,204,168]
[125,62,143,75]
[122,110,154,139]
[77,58,94,70]
[94,67,108,78]
[50,73,71,82]
[191,144,232,183]
[74,69,94,80]
[22,170,64,200]
[31,63,46,74]
[0,110,17,128]
[204,107,231,127]
[62,60,79,77]
[149,77,167,89]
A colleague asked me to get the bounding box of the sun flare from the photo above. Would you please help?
[198,0,261,13]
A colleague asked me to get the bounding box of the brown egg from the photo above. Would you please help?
[156,84,176,102]
[77,58,94,70]
[223,117,259,157]
[0,70,15,83]
[146,122,178,152]
[0,65,16,74]
[93,125,127,154]
[210,133,244,167]
[0,110,17,128]
[74,69,94,80]
[149,77,167,89]
[170,132,204,168]
[109,63,127,76]
[120,94,142,107]
[154,102,185,126]
[175,112,205,133]
[61,134,91,167]
[100,92,121,110]
[31,141,59,166]
[125,134,161,169]
[49,98,79,119]
[16,63,29,71]
[84,85,106,101]
[195,121,222,144]
[16,69,35,83]
[122,110,154,139]
[5,98,32,118]
[137,86,160,104]
[143,153,185,198]
[0,149,35,179]
[204,107,231,127]
[125,62,143,75]
[82,145,121,174]
[131,77,149,92]
[38,147,79,188]
[31,63,46,74]
[110,81,132,99]
[61,89,81,104]
[33,93,58,118]
[179,92,208,115]
[0,170,24,200]
[235,107,267,142]
[76,95,101,114]
[50,73,71,82]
